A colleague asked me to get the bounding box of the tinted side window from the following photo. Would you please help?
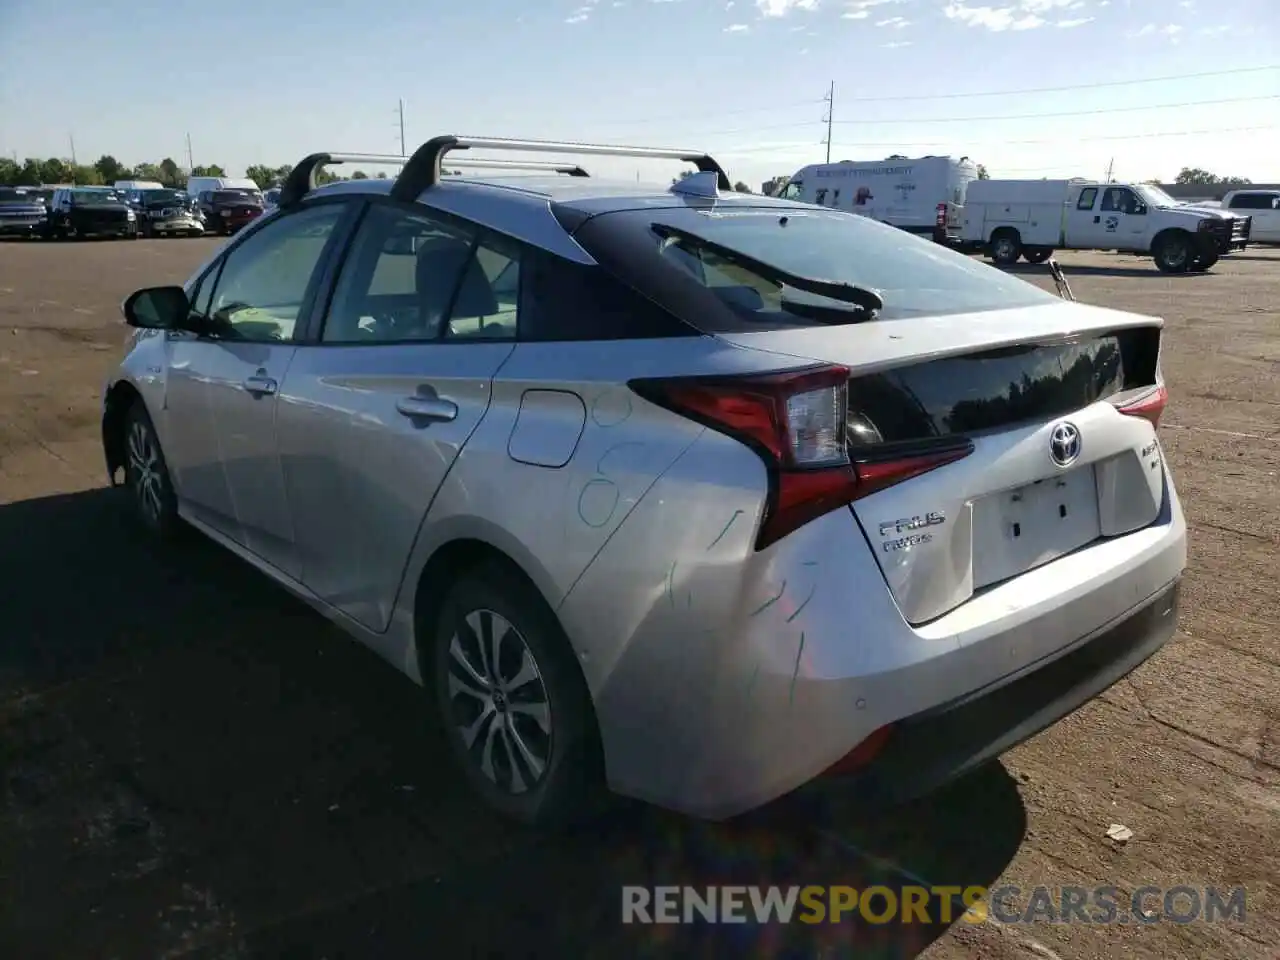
[321,202,477,343]
[204,203,346,342]
[1076,187,1098,210]
[1229,193,1274,210]
[520,251,695,342]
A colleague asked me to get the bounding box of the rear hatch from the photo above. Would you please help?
[721,311,1166,622]
[561,200,1168,623]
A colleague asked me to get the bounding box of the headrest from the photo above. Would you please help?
[415,240,498,318]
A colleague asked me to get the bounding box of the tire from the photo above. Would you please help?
[989,230,1022,265]
[122,402,180,539]
[1023,247,1053,264]
[430,562,603,827]
[1190,250,1219,272]
[1153,232,1192,273]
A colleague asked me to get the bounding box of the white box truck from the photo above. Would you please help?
[960,179,1252,273]
[780,155,978,243]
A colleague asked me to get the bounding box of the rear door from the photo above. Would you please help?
[278,200,519,631]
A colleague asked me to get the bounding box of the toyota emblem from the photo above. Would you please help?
[1049,422,1082,467]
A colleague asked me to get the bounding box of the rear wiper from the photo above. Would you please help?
[652,223,884,314]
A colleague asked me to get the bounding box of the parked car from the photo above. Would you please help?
[46,187,138,240]
[0,186,50,238]
[195,188,264,235]
[102,136,1186,827]
[1221,188,1280,243]
[132,188,205,238]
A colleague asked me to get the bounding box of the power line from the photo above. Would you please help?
[836,64,1279,103]
[588,65,1277,132]
[830,94,1280,126]
[723,123,1280,155]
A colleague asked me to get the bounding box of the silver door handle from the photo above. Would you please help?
[396,395,458,421]
[242,375,277,395]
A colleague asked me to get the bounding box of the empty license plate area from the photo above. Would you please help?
[971,464,1102,589]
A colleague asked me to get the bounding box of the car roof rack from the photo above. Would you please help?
[277,153,591,209]
[389,135,732,202]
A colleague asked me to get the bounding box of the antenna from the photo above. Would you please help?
[821,82,834,164]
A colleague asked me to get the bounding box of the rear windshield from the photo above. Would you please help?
[214,190,260,203]
[569,205,1058,332]
[0,189,38,203]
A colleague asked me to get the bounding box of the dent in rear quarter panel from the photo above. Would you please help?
[559,427,958,818]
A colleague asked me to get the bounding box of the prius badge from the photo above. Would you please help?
[1049,421,1082,468]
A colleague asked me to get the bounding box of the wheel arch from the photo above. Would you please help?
[1150,226,1193,254]
[102,378,145,485]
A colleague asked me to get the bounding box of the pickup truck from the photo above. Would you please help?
[960,178,1251,273]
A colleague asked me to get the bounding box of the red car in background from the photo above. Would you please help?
[196,188,264,235]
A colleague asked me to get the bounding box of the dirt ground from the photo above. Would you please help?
[0,235,1276,960]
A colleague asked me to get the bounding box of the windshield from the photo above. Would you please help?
[1135,184,1178,207]
[70,189,121,204]
[0,188,40,203]
[141,190,186,203]
[214,190,261,203]
[778,181,803,201]
[572,205,1058,332]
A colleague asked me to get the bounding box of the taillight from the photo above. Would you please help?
[630,365,973,550]
[935,202,947,227]
[1116,384,1168,428]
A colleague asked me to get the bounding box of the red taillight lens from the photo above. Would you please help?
[630,366,973,550]
[935,202,947,227]
[1116,384,1167,428]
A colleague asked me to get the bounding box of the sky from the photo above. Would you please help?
[1,0,1276,189]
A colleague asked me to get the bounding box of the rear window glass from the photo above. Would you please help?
[571,206,1058,332]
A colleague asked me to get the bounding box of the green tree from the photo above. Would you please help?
[976,164,990,180]
[133,162,165,183]
[1175,167,1251,186]
[71,165,104,185]
[351,170,369,180]
[732,180,751,193]
[0,158,19,185]
[17,159,44,185]
[245,164,276,189]
[40,158,70,184]
[190,164,225,177]
[93,155,128,184]
[159,158,183,186]
[375,171,389,179]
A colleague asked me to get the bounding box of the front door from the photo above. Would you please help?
[163,201,352,576]
[1065,185,1108,247]
[278,201,522,631]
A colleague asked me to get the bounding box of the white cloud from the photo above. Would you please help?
[565,6,592,22]
[1055,15,1092,26]
[1132,22,1183,38]
[876,15,911,26]
[725,21,751,30]
[882,39,914,46]
[755,0,819,15]
[726,0,735,6]
[843,7,869,15]
[1198,23,1228,34]
[942,0,1079,30]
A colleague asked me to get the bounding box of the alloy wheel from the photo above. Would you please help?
[445,609,553,795]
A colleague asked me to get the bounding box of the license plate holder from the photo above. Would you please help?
[971,465,1102,589]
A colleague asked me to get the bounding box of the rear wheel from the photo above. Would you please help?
[430,562,603,827]
[1153,232,1192,273]
[989,230,1022,265]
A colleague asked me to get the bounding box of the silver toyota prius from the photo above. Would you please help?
[102,136,1187,827]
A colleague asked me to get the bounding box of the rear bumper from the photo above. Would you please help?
[810,578,1179,809]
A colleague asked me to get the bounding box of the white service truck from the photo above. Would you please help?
[960,178,1252,273]
[780,155,978,243]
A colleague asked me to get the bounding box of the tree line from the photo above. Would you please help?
[0,155,392,189]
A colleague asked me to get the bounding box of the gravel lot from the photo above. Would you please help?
[1,236,1276,959]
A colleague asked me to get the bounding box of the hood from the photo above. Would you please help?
[1160,203,1238,221]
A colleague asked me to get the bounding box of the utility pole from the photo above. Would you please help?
[68,134,77,166]
[398,99,407,156]
[1105,157,1114,183]
[186,133,195,173]
[821,81,834,163]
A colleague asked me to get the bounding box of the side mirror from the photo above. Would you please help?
[123,286,190,330]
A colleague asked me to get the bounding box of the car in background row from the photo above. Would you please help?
[195,188,264,235]
[130,188,206,238]
[0,186,50,238]
[46,187,138,240]
[1222,189,1280,244]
